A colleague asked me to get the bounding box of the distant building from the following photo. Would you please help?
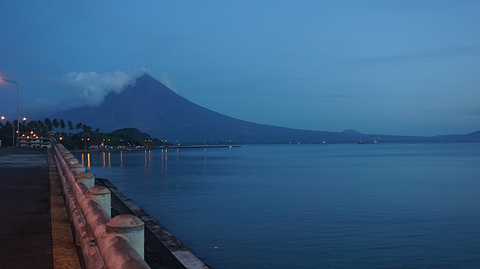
[88,141,104,149]
[18,137,51,148]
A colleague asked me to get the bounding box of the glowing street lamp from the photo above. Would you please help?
[0,78,19,147]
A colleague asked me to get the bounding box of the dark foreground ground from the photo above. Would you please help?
[0,148,81,269]
[0,148,53,268]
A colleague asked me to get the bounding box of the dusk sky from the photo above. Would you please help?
[1,1,479,136]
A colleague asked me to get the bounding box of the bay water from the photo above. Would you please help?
[77,143,480,268]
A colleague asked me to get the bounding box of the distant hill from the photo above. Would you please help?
[433,131,480,143]
[52,74,479,143]
[109,128,152,141]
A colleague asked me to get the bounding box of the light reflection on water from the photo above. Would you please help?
[78,144,480,269]
[81,151,114,169]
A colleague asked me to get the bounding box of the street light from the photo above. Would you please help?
[0,78,19,147]
[21,117,27,135]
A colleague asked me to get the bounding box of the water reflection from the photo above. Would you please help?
[176,154,179,176]
[80,152,92,169]
[144,149,153,174]
[120,151,123,167]
[204,148,207,177]
[161,149,168,176]
[144,150,147,169]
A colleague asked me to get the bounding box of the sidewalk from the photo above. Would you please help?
[0,148,80,269]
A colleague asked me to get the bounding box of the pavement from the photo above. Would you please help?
[0,148,81,269]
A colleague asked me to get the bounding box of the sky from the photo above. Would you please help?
[1,0,479,136]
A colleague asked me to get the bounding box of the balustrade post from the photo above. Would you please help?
[75,172,95,188]
[85,186,111,217]
[69,163,86,175]
[106,215,145,259]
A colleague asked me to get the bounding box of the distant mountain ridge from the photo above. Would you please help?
[109,128,152,140]
[53,74,480,143]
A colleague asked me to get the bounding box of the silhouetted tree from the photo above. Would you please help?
[59,119,66,130]
[44,118,53,132]
[37,121,43,133]
[0,121,13,147]
[75,122,83,131]
[82,124,92,133]
[26,121,36,132]
[68,120,73,131]
[52,118,59,131]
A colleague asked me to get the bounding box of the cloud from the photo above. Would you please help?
[53,68,148,107]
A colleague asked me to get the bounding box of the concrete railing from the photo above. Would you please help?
[50,138,149,269]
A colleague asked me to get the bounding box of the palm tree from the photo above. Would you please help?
[75,122,83,131]
[52,118,59,131]
[26,121,36,132]
[68,120,73,131]
[59,119,66,130]
[82,124,92,133]
[37,120,45,134]
[44,118,53,132]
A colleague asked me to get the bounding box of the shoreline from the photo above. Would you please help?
[70,144,241,153]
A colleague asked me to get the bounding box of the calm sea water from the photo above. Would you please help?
[77,143,480,268]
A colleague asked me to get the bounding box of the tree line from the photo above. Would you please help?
[0,118,96,136]
[0,118,96,148]
[0,118,160,149]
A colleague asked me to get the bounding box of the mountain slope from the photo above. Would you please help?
[52,74,478,143]
[53,74,339,142]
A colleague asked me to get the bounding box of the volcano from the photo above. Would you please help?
[53,74,349,143]
[53,74,473,143]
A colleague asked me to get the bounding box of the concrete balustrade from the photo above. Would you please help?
[80,236,106,269]
[50,139,149,269]
[63,152,75,159]
[65,156,79,165]
[107,215,145,259]
[76,172,95,188]
[86,186,111,217]
[59,149,70,158]
[96,233,147,269]
[69,163,86,175]
[71,208,88,246]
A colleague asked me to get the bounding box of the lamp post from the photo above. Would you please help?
[0,78,19,147]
